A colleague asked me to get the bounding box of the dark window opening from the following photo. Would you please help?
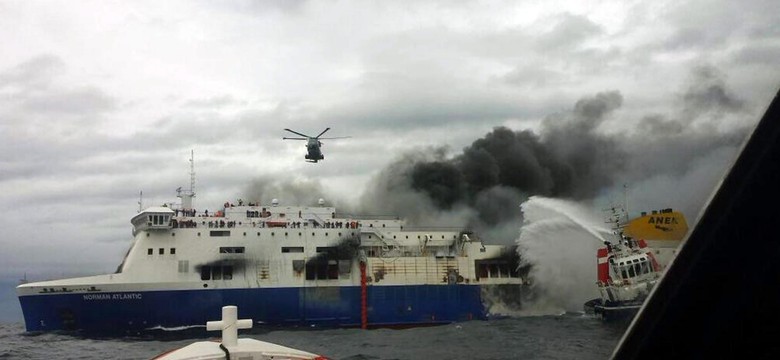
[210,230,231,237]
[305,260,339,280]
[147,248,153,255]
[159,248,164,255]
[201,265,211,280]
[219,246,246,254]
[282,246,304,253]
[170,248,176,255]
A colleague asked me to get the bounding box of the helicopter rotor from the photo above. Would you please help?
[284,128,311,138]
[315,127,331,139]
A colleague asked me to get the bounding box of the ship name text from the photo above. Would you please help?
[647,216,679,225]
[83,293,142,301]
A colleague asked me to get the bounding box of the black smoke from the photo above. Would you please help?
[357,67,753,245]
[242,66,754,246]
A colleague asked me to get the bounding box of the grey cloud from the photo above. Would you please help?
[0,54,65,89]
[682,65,745,117]
[183,95,246,108]
[20,86,116,114]
[534,13,603,52]
[732,44,780,66]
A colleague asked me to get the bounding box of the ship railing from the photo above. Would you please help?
[361,228,404,261]
[334,213,400,220]
[308,212,326,227]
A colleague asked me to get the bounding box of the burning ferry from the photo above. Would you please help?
[16,158,524,334]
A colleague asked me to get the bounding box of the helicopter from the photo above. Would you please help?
[283,128,350,163]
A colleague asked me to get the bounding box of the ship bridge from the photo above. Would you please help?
[131,207,175,232]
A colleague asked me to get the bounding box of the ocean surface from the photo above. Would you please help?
[0,314,626,360]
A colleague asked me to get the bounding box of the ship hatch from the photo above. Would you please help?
[59,308,76,330]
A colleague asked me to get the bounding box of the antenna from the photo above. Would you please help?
[138,190,143,213]
[178,150,197,210]
[623,183,629,223]
[189,149,196,197]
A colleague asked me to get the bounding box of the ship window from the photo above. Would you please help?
[325,232,328,236]
[147,248,153,255]
[292,260,305,273]
[305,262,316,280]
[627,264,636,278]
[328,263,338,279]
[641,260,649,274]
[178,260,188,273]
[316,247,335,253]
[220,246,245,254]
[305,260,338,280]
[212,266,222,280]
[159,248,164,255]
[170,248,176,255]
[223,266,233,280]
[633,260,642,276]
[476,262,488,279]
[200,266,211,280]
[282,246,304,253]
[210,230,231,237]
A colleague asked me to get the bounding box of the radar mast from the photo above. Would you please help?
[177,150,196,210]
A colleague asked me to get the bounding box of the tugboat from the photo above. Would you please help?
[583,207,664,321]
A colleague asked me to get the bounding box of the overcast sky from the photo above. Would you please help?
[1,0,778,279]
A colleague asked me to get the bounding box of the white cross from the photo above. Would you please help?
[206,305,253,347]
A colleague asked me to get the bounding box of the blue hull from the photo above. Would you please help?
[18,285,487,334]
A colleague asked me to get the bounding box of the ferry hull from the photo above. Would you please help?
[18,284,488,334]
